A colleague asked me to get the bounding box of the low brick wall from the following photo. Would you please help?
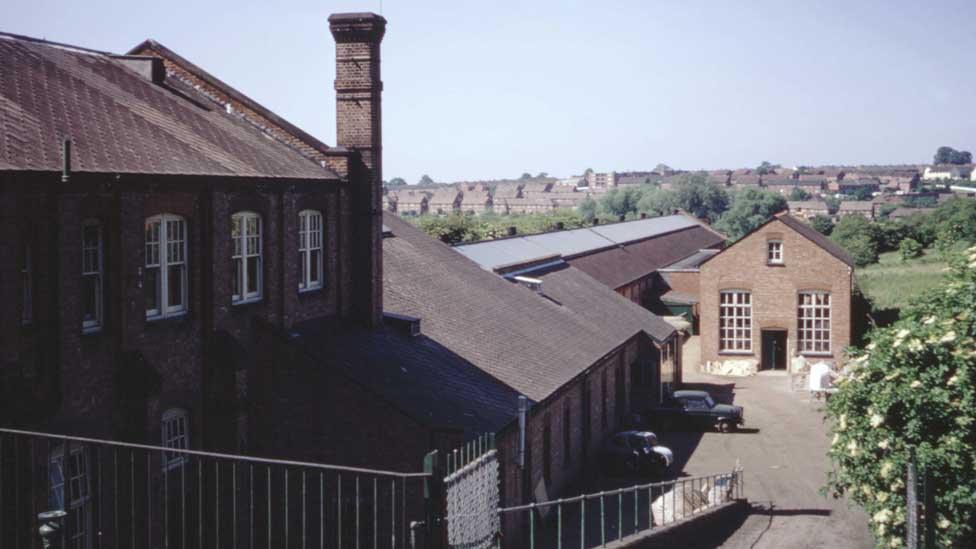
[605,499,750,548]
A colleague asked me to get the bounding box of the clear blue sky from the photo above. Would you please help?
[5,0,974,183]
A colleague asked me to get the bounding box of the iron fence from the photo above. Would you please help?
[488,468,743,548]
[0,427,430,549]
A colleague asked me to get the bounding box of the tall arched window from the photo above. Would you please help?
[82,220,103,332]
[298,209,324,291]
[231,211,262,303]
[145,214,187,319]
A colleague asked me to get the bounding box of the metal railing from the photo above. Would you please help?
[0,427,430,549]
[491,468,743,548]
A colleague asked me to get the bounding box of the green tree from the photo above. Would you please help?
[832,215,882,266]
[385,177,407,188]
[417,174,435,186]
[824,246,976,547]
[756,161,776,175]
[669,173,730,221]
[789,187,812,201]
[599,185,645,218]
[578,197,597,221]
[847,186,875,201]
[898,237,922,260]
[877,204,898,219]
[934,146,973,165]
[520,172,533,180]
[825,196,842,215]
[810,215,835,236]
[415,213,483,244]
[713,188,786,240]
[636,186,677,217]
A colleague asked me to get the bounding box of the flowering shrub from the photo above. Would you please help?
[825,245,976,547]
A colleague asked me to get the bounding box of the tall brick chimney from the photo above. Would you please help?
[329,12,386,327]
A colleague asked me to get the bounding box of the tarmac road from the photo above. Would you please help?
[658,368,875,549]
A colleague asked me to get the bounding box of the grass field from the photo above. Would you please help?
[856,248,949,311]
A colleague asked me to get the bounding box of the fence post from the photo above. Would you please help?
[423,450,445,549]
[907,459,918,549]
[922,468,935,549]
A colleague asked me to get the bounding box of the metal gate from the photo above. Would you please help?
[440,434,500,549]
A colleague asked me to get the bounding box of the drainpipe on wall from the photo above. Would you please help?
[517,395,528,468]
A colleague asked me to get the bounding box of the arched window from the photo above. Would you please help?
[231,211,263,303]
[145,214,187,319]
[82,219,103,332]
[162,408,190,469]
[298,209,324,291]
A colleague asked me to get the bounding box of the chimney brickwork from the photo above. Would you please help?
[329,12,386,327]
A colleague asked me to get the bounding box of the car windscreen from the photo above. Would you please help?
[629,434,656,448]
[705,396,716,408]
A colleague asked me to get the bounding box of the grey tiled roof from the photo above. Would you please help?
[454,215,702,270]
[659,249,721,271]
[292,321,522,435]
[382,213,673,402]
[0,33,335,179]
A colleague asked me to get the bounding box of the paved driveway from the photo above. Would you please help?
[655,366,874,548]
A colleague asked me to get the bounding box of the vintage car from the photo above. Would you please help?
[599,430,674,475]
[652,390,744,432]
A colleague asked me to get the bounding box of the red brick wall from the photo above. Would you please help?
[699,218,853,370]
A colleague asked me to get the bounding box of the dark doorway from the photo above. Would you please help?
[761,330,787,370]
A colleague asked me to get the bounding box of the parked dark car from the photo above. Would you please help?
[599,430,673,476]
[652,390,744,432]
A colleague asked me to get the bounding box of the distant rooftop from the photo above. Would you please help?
[455,214,704,271]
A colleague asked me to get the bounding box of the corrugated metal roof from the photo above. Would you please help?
[455,214,700,270]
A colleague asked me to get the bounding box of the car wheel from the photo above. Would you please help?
[718,420,735,433]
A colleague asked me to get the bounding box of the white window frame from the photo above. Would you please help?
[767,240,783,264]
[719,290,753,353]
[298,210,324,291]
[798,291,832,355]
[145,214,188,320]
[162,408,190,470]
[231,211,263,304]
[50,444,92,549]
[81,220,103,332]
[21,242,32,325]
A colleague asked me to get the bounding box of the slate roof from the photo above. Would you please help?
[529,263,677,342]
[659,290,698,305]
[788,200,829,211]
[567,225,726,288]
[0,33,335,180]
[382,213,674,402]
[291,321,521,435]
[659,248,721,271]
[455,215,707,270]
[839,201,874,211]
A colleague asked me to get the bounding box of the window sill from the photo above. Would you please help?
[718,351,754,356]
[766,262,785,267]
[145,312,190,329]
[298,285,323,295]
[81,326,103,336]
[800,352,833,357]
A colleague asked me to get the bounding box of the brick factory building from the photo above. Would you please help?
[698,213,855,375]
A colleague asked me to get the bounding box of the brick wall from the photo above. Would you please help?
[699,218,853,371]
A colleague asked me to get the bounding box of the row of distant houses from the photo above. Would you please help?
[385,179,603,215]
[788,188,974,221]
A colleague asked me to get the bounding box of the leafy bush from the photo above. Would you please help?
[825,245,976,547]
[810,215,835,236]
[898,238,922,261]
